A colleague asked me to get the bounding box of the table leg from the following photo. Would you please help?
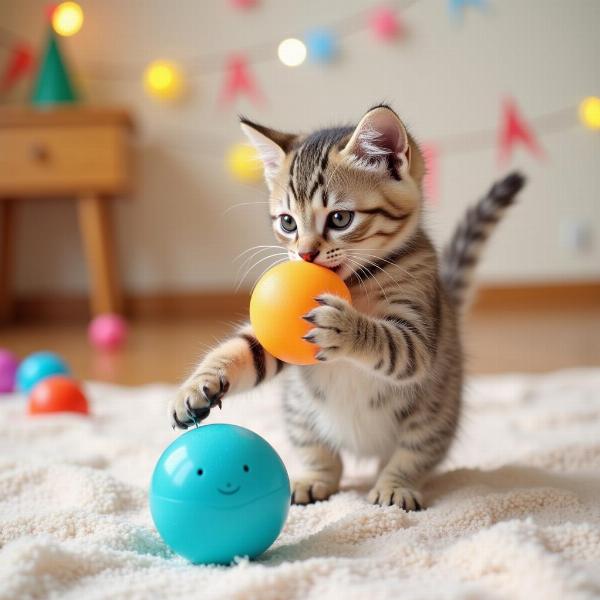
[0,200,16,324]
[77,195,123,316]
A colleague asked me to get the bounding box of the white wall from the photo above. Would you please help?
[2,0,599,294]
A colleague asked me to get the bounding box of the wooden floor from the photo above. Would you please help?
[1,306,599,386]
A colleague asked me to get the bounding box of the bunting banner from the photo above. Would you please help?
[498,97,544,164]
[219,54,263,106]
[448,0,486,21]
[0,43,34,91]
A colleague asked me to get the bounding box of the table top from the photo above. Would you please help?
[0,105,134,129]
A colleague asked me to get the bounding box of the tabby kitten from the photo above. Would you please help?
[170,104,525,510]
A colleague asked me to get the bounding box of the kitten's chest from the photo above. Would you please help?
[296,361,406,457]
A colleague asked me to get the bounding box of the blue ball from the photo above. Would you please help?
[306,28,336,63]
[150,424,290,565]
[16,352,70,393]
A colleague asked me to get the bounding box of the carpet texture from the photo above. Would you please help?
[1,369,600,600]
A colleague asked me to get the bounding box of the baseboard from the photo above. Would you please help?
[7,281,600,323]
[473,281,600,311]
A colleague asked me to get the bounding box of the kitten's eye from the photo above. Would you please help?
[327,211,354,230]
[280,214,297,233]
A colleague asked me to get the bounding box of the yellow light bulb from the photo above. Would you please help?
[277,38,307,67]
[52,2,84,37]
[143,60,184,101]
[227,143,263,183]
[579,97,600,130]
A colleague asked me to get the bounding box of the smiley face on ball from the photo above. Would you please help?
[194,461,254,502]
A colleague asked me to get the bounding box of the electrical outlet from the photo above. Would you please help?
[559,219,594,254]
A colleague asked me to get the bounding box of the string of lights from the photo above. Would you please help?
[0,1,597,188]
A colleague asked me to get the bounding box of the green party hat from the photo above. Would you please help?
[31,28,78,106]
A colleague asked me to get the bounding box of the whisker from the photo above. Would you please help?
[235,246,286,277]
[345,250,417,282]
[233,245,286,262]
[236,249,278,279]
[249,258,288,294]
[222,201,271,216]
[235,252,289,292]
[345,256,391,302]
[344,257,371,305]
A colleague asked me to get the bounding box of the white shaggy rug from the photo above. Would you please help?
[1,369,600,600]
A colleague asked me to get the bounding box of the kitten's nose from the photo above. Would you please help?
[299,250,319,263]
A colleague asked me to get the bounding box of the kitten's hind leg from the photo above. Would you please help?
[368,448,426,511]
[291,445,342,505]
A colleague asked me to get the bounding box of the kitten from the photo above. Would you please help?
[170,104,525,510]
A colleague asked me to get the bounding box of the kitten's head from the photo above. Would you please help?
[241,104,426,281]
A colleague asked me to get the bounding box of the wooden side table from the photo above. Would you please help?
[0,107,134,322]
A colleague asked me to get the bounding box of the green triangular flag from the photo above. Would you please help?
[31,28,78,106]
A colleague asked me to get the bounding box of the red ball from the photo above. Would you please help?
[28,376,89,416]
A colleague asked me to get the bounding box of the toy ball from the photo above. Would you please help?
[88,313,128,351]
[250,261,351,365]
[28,375,89,415]
[16,351,70,393]
[0,349,20,393]
[150,424,290,565]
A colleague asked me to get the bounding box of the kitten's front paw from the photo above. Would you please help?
[367,485,423,511]
[169,370,229,430]
[303,294,360,362]
[291,478,339,505]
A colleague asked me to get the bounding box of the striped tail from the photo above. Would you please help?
[441,171,526,310]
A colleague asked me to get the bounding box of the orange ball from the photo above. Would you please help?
[250,261,351,365]
[28,376,89,416]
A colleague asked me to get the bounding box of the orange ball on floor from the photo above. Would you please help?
[28,376,89,416]
[250,261,352,366]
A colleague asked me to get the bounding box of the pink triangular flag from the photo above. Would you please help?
[220,54,263,106]
[498,98,543,164]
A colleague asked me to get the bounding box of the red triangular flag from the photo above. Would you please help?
[220,54,263,106]
[498,98,543,164]
[1,43,35,92]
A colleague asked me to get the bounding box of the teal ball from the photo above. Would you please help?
[16,351,70,393]
[150,424,290,565]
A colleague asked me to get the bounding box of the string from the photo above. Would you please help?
[0,0,420,80]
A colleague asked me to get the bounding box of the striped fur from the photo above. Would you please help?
[170,105,525,510]
[442,172,526,310]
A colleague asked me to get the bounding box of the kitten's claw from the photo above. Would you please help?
[170,369,230,429]
[302,296,358,361]
[367,485,423,511]
[302,312,317,324]
[314,294,348,310]
[185,397,210,422]
[171,410,190,430]
[202,374,229,408]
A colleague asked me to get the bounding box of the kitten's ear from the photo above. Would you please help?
[341,105,410,175]
[240,118,297,188]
